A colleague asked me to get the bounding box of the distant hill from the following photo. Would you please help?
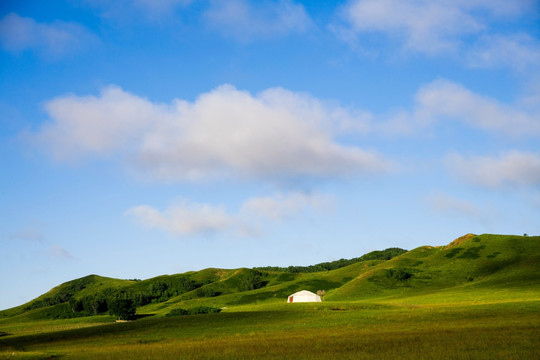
[1,234,538,320]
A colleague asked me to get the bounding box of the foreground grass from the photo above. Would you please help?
[1,299,538,359]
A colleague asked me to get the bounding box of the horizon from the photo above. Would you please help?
[1,0,539,310]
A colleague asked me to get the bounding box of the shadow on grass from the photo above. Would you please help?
[0,311,296,351]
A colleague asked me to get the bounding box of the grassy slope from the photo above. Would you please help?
[2,233,538,318]
[0,276,134,320]
[0,234,539,359]
[327,233,540,301]
[1,301,538,359]
[144,233,540,314]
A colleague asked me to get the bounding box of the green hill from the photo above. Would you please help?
[1,233,538,321]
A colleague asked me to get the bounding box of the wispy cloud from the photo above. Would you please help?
[377,79,540,137]
[9,228,44,242]
[0,13,98,60]
[80,0,193,22]
[335,0,539,67]
[445,151,540,188]
[126,191,332,237]
[427,192,486,219]
[126,202,236,236]
[204,0,312,41]
[467,33,540,71]
[30,84,391,182]
[412,79,540,136]
[241,192,332,220]
[47,245,74,259]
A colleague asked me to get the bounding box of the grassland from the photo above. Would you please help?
[0,233,539,359]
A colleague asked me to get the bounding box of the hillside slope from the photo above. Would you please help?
[327,233,540,301]
[1,234,538,320]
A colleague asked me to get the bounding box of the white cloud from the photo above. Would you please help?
[446,151,540,188]
[127,191,332,237]
[467,33,540,71]
[126,202,235,236]
[413,79,540,137]
[36,86,167,158]
[242,192,331,220]
[338,0,537,57]
[378,79,540,137]
[341,0,479,54]
[204,0,312,40]
[32,84,391,181]
[0,13,98,59]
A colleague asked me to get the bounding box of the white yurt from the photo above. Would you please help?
[287,290,321,303]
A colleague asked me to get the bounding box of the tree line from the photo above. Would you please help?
[256,248,407,273]
[25,276,205,320]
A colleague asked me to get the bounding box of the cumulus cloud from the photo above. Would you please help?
[0,13,98,59]
[337,0,538,58]
[446,151,540,188]
[378,79,540,137]
[242,192,332,220]
[32,84,390,181]
[126,202,235,236]
[204,0,312,40]
[413,79,540,137]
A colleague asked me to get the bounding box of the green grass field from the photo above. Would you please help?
[1,234,539,359]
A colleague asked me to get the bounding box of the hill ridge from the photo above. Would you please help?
[1,233,538,319]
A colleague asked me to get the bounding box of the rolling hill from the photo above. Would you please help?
[1,233,539,321]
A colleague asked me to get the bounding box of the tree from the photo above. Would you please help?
[68,298,83,313]
[108,298,136,320]
[317,290,326,301]
[239,270,266,291]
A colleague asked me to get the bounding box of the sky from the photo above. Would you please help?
[1,0,539,310]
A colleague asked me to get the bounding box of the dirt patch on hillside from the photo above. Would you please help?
[445,233,475,249]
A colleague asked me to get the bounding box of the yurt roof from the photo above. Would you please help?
[289,290,317,297]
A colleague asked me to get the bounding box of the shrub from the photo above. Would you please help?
[457,245,486,259]
[188,306,221,315]
[386,268,413,281]
[165,306,221,317]
[166,308,189,317]
[444,248,463,258]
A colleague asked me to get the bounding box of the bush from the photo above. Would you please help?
[386,268,413,281]
[196,287,221,297]
[188,306,221,315]
[165,306,221,317]
[166,308,189,317]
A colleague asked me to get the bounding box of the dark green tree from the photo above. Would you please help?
[108,298,136,320]
[239,270,266,291]
[68,298,83,313]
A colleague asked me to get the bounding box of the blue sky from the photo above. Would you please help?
[1,0,539,310]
